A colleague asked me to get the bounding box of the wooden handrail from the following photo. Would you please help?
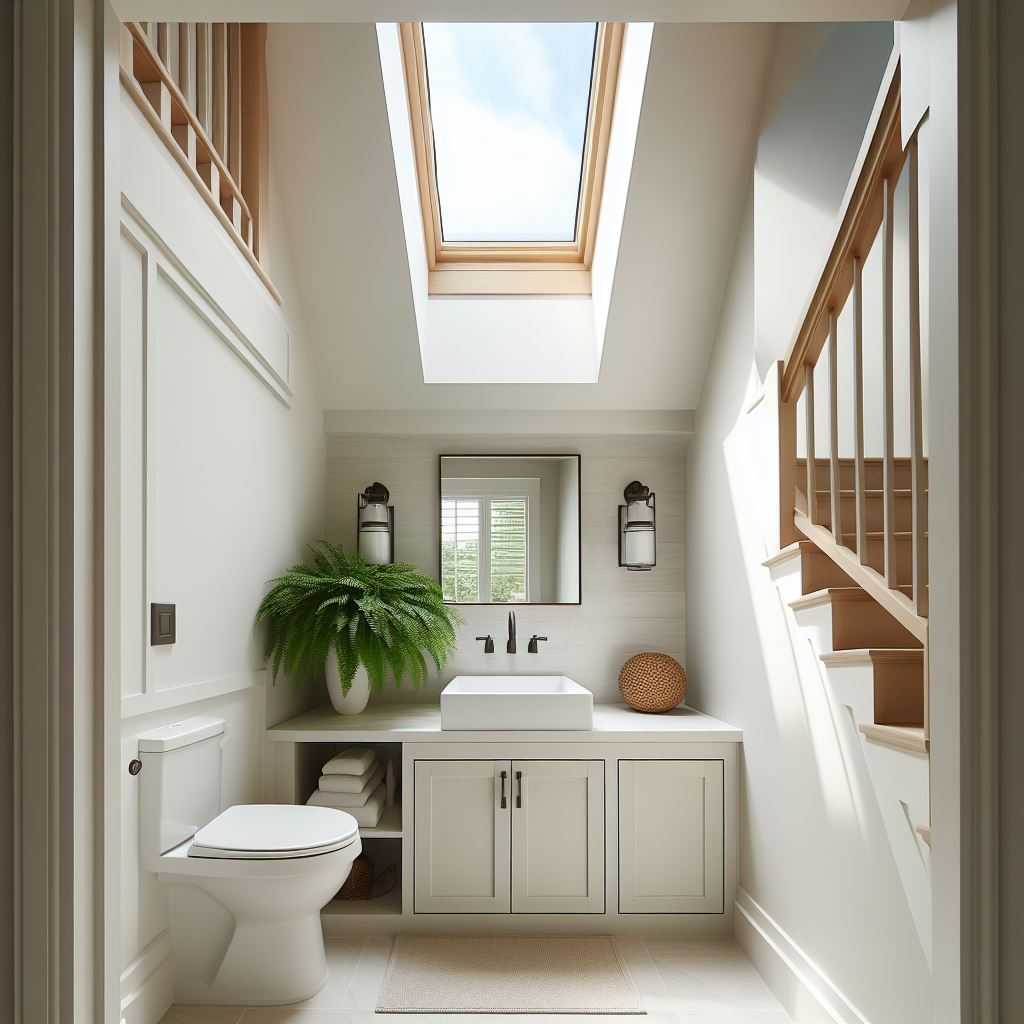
[120,20,277,302]
[127,23,253,226]
[780,56,904,405]
[776,53,931,736]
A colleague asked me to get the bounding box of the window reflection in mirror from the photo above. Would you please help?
[439,455,581,605]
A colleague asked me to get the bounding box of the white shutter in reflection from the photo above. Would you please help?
[489,498,528,602]
[441,497,481,602]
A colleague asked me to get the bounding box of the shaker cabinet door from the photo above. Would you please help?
[618,759,724,913]
[414,760,512,913]
[511,760,605,914]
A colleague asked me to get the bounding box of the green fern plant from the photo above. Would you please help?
[256,542,460,693]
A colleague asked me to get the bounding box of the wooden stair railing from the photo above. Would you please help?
[119,20,280,303]
[777,54,930,732]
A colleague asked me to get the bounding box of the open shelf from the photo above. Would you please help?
[359,803,402,839]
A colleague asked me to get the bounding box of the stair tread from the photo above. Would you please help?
[821,648,924,665]
[790,587,876,610]
[859,723,929,754]
[762,543,802,569]
[839,529,927,540]
[796,457,929,464]
[813,488,927,497]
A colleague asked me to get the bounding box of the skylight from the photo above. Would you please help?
[422,23,598,244]
[396,21,626,294]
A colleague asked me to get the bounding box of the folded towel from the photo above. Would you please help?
[317,763,385,804]
[308,782,386,828]
[315,758,379,792]
[322,747,377,777]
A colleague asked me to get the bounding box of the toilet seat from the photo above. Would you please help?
[189,804,359,860]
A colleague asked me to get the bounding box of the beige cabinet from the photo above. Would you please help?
[413,760,512,913]
[618,759,725,913]
[414,759,604,914]
[511,760,604,914]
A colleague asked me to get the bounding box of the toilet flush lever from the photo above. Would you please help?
[128,758,142,776]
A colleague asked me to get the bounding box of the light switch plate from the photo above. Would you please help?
[151,603,176,645]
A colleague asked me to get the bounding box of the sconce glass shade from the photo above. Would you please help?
[358,483,394,565]
[619,481,655,571]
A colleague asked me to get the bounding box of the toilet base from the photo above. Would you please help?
[161,841,358,1006]
[175,908,330,1006]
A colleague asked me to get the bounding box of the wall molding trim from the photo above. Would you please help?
[119,931,174,1024]
[324,408,695,440]
[121,670,265,720]
[735,888,872,1024]
[120,202,292,403]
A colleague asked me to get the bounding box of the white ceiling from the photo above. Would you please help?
[116,2,909,22]
[268,22,775,412]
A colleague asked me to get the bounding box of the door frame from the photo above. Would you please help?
[9,1,121,1021]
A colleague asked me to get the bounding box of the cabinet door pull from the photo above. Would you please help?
[499,769,508,809]
[515,770,523,809]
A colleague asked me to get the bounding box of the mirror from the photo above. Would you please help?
[439,455,581,605]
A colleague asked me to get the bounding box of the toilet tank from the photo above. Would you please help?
[138,716,225,867]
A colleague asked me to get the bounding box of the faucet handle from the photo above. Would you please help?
[527,635,548,654]
[475,635,495,654]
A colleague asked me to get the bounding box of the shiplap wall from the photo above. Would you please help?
[325,432,686,704]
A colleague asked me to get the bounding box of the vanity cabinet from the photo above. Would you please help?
[413,759,604,914]
[618,759,724,913]
[268,703,741,930]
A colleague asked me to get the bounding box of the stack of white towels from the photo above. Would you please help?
[306,747,388,828]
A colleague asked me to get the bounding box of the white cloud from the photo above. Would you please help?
[423,23,584,242]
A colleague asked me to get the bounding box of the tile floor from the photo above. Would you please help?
[159,934,792,1024]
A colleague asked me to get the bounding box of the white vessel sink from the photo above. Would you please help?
[441,675,593,731]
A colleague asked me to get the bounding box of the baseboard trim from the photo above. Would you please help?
[735,889,871,1024]
[120,931,174,1024]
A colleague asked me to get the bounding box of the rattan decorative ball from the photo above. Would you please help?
[619,652,686,713]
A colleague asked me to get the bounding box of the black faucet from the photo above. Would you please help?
[506,611,517,654]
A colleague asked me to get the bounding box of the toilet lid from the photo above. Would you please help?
[189,804,359,860]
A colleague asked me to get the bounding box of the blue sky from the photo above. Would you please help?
[422,23,597,242]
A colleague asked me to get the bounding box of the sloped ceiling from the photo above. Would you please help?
[268,22,775,412]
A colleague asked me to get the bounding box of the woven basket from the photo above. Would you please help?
[337,853,373,900]
[619,652,686,713]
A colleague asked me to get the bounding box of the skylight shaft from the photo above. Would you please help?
[422,22,598,245]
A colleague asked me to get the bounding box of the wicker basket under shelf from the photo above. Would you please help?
[337,853,373,900]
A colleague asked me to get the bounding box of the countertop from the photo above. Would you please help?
[267,703,742,743]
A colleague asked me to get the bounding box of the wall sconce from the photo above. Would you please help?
[357,482,394,565]
[618,480,655,571]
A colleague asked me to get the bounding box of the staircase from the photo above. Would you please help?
[761,54,933,961]
[763,535,931,961]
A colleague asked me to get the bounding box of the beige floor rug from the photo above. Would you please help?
[376,935,644,1014]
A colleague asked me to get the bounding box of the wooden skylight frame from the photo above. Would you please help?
[399,21,625,296]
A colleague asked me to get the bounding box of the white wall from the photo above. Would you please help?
[271,21,772,411]
[326,429,685,704]
[116,87,325,1022]
[686,23,932,1024]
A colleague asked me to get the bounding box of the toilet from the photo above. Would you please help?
[138,715,361,1006]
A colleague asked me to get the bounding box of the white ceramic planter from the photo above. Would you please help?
[325,656,370,715]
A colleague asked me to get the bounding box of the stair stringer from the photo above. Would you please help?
[821,657,932,965]
[765,545,932,964]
